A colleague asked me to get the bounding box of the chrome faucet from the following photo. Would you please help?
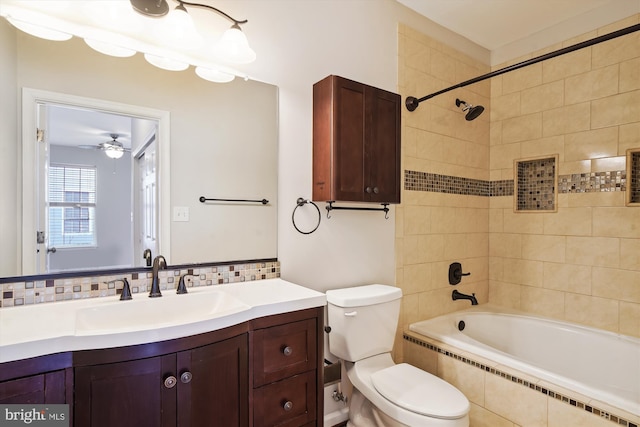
[149,255,166,298]
[452,289,478,305]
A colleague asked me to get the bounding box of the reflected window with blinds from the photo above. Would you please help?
[49,164,97,248]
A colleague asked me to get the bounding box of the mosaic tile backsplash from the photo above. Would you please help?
[0,260,280,308]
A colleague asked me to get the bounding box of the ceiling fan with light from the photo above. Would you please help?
[79,134,130,159]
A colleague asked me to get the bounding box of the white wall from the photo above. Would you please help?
[227,0,489,292]
[0,21,18,275]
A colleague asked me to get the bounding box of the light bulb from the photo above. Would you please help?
[85,39,136,58]
[159,5,203,50]
[105,146,124,159]
[144,53,189,71]
[195,66,235,83]
[7,16,71,41]
[213,25,256,64]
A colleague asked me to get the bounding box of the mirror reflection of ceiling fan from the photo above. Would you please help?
[79,134,131,159]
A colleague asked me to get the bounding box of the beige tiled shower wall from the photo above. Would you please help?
[396,14,640,364]
[396,24,492,361]
[489,15,640,338]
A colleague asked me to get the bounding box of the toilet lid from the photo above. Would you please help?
[370,363,469,419]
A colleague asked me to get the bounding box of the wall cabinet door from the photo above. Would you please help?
[74,334,248,427]
[313,75,401,204]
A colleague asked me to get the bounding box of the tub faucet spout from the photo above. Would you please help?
[149,255,166,298]
[452,290,478,305]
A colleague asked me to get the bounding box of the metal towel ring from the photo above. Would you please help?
[292,198,321,235]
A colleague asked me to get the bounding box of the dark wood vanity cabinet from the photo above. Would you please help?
[313,75,401,204]
[73,325,249,427]
[251,308,323,427]
[0,353,71,405]
[0,307,323,427]
[0,370,68,405]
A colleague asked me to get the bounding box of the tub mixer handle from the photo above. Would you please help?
[449,262,470,285]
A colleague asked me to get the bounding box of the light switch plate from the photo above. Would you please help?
[173,206,189,222]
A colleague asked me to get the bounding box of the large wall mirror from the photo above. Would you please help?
[0,19,278,278]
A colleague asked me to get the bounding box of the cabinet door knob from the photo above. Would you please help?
[373,186,379,194]
[365,186,372,194]
[282,346,293,356]
[164,375,177,389]
[180,371,193,384]
[283,400,293,411]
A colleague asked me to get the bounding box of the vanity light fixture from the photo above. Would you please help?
[130,0,256,64]
[85,38,137,58]
[0,0,254,84]
[5,15,71,41]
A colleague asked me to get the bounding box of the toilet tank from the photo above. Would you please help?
[326,284,402,362]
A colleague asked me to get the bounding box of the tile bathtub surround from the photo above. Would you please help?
[0,260,280,308]
[403,333,639,427]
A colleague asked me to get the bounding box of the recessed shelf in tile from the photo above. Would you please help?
[627,148,640,206]
[515,156,558,212]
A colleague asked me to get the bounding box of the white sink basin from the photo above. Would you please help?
[75,291,251,335]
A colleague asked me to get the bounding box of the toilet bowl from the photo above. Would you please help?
[326,285,469,427]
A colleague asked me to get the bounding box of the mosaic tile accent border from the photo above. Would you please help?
[405,170,627,197]
[404,333,637,427]
[629,151,640,203]
[559,171,627,194]
[404,170,515,196]
[516,157,556,211]
[0,260,280,308]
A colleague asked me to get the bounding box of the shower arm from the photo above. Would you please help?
[405,23,640,111]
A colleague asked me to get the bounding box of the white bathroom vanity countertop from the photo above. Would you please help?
[0,278,327,363]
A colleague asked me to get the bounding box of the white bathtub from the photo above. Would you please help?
[409,305,640,416]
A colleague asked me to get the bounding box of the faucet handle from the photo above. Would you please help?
[119,278,133,301]
[449,262,471,285]
[177,274,195,294]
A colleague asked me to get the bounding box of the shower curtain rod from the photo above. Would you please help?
[405,23,640,111]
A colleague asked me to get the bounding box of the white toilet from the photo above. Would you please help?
[326,284,470,427]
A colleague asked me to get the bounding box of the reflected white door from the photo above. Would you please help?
[134,134,158,266]
[35,103,49,274]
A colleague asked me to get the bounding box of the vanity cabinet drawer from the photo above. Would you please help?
[252,318,317,387]
[253,371,316,427]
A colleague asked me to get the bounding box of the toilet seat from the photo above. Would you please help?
[371,363,470,419]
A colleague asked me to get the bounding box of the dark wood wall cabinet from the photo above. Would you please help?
[313,75,401,204]
[0,307,324,427]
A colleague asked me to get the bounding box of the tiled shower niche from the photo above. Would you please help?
[627,148,640,206]
[515,156,558,212]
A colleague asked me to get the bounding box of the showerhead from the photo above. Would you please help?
[456,98,484,121]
